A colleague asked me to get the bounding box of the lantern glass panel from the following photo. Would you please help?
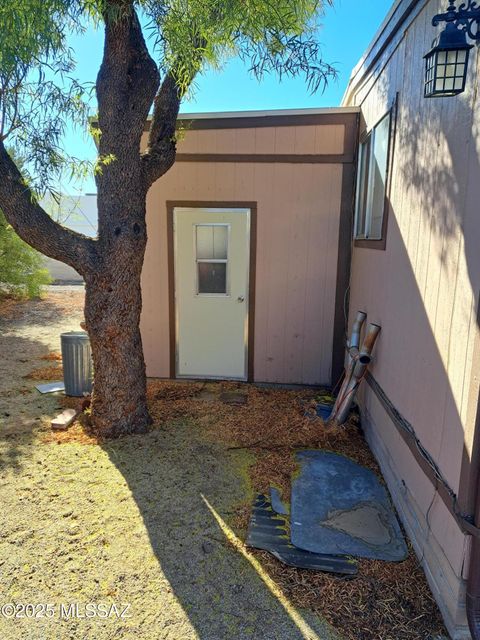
[448,50,457,64]
[425,46,470,97]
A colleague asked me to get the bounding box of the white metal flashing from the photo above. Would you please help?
[159,106,360,122]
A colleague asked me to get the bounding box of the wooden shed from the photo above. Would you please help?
[140,108,359,386]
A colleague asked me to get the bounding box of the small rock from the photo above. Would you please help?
[202,541,215,554]
[51,408,77,431]
[232,583,244,594]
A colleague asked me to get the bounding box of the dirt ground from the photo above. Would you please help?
[0,287,339,640]
[0,288,447,640]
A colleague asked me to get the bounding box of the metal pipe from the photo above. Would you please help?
[330,358,356,419]
[330,323,381,425]
[348,311,367,354]
[333,376,359,425]
[333,360,370,424]
[328,311,367,421]
[330,320,361,421]
[361,322,382,355]
[328,312,367,421]
[330,356,356,422]
[353,323,382,377]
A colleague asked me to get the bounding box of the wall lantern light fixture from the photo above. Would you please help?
[424,0,479,97]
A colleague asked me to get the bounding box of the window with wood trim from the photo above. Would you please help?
[354,110,392,243]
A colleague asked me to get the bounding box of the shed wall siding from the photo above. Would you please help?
[141,118,357,385]
[177,124,345,156]
[344,0,480,636]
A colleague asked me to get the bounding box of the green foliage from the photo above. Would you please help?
[0,0,92,195]
[0,210,51,298]
[142,0,335,95]
[0,0,335,192]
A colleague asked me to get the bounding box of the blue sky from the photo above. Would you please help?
[66,0,393,193]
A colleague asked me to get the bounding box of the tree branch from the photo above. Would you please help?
[96,2,159,161]
[141,73,181,189]
[0,142,97,274]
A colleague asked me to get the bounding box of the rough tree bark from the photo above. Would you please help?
[0,0,181,436]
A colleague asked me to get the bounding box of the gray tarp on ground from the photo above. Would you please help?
[291,450,408,562]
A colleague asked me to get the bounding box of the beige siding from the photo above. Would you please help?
[344,0,480,636]
[177,124,345,155]
[141,118,356,385]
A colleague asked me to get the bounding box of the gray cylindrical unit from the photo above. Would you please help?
[60,331,93,397]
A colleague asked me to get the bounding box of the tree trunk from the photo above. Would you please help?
[0,2,181,437]
[83,202,152,437]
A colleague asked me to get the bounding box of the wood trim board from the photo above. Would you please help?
[146,112,359,132]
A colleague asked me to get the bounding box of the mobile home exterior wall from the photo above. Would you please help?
[343,1,480,637]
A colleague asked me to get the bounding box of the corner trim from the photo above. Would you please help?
[331,114,359,384]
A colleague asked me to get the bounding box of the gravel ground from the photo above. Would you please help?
[0,288,339,640]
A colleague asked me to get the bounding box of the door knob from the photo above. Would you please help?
[237,295,245,302]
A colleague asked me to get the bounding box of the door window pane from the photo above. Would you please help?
[198,262,227,294]
[196,225,228,259]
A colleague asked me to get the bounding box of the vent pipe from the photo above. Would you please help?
[329,313,380,425]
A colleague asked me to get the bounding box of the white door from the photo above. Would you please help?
[174,207,250,380]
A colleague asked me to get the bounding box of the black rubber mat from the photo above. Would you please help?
[291,451,408,561]
[246,494,358,575]
[269,486,289,515]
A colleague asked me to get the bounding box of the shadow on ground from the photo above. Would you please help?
[102,421,338,640]
[0,334,66,473]
[0,290,84,327]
